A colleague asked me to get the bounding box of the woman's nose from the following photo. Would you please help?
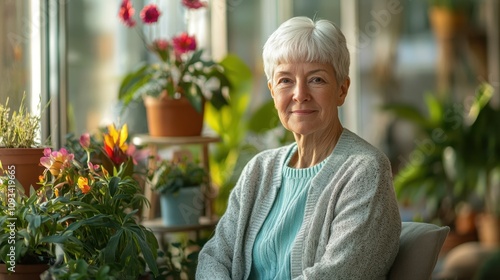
[293,81,311,103]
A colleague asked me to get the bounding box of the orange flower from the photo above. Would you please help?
[78,177,91,194]
[54,188,60,197]
[104,123,129,166]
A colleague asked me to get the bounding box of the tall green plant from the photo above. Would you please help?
[383,83,499,225]
[205,55,293,215]
[205,54,253,215]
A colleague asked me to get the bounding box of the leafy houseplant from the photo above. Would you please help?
[0,180,65,278]
[428,0,473,10]
[152,158,207,195]
[151,157,208,226]
[0,124,163,279]
[117,0,231,114]
[382,83,498,228]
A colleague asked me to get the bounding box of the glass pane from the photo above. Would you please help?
[0,0,33,109]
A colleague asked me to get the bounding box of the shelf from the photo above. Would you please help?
[132,134,220,146]
[135,134,220,225]
[142,217,218,233]
[143,217,218,244]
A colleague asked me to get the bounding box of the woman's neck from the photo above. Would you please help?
[290,125,343,168]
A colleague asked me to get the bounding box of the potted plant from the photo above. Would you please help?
[150,156,208,226]
[0,94,46,194]
[35,124,161,279]
[117,0,232,137]
[427,0,476,92]
[383,83,500,249]
[428,0,472,38]
[0,178,66,279]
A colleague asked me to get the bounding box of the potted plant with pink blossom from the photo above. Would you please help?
[117,0,232,137]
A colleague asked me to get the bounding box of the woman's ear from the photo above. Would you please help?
[268,81,275,98]
[337,77,350,106]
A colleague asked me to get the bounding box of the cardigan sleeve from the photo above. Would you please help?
[196,156,261,280]
[294,154,401,280]
[195,180,243,279]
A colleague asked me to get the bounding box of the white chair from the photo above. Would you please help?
[388,222,450,280]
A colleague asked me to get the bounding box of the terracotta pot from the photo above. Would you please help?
[429,7,467,40]
[144,95,204,137]
[0,148,45,195]
[0,263,49,280]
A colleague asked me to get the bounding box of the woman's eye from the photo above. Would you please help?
[277,78,292,84]
[310,77,324,83]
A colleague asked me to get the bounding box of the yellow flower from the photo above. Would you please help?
[55,188,60,197]
[78,176,91,194]
[104,123,129,166]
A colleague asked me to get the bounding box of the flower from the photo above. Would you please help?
[182,0,207,9]
[140,4,161,24]
[77,176,91,194]
[117,0,231,113]
[32,123,160,278]
[104,123,129,166]
[79,133,91,149]
[118,0,135,27]
[40,147,74,177]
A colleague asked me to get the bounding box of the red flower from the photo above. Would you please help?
[104,124,129,166]
[140,4,161,24]
[172,32,197,55]
[182,0,207,9]
[118,0,136,27]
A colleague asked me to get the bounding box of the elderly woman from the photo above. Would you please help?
[196,16,401,279]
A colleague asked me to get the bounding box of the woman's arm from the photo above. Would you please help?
[196,181,243,279]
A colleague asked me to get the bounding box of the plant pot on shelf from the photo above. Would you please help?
[428,7,467,40]
[0,263,49,280]
[0,148,45,195]
[144,94,204,137]
[160,186,204,226]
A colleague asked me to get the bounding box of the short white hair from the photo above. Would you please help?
[262,16,350,84]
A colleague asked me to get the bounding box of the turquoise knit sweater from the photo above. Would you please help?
[196,129,401,280]
[250,147,325,279]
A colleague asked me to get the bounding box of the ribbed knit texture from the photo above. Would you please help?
[249,148,325,279]
[196,129,401,280]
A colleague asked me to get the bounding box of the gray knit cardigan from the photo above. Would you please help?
[196,129,401,280]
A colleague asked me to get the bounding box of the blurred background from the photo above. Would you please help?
[1,0,499,278]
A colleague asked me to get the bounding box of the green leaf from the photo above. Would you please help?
[381,103,428,128]
[135,231,159,277]
[104,228,123,263]
[109,176,120,197]
[247,99,280,133]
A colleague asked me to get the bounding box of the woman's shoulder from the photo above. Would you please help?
[237,143,295,178]
[335,129,390,167]
[249,143,295,165]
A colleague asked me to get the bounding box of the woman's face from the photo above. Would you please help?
[269,62,349,136]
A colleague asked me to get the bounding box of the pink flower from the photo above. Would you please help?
[118,0,136,27]
[140,4,161,24]
[172,32,197,55]
[182,0,207,9]
[87,162,100,173]
[126,144,149,165]
[79,133,91,149]
[40,148,75,177]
